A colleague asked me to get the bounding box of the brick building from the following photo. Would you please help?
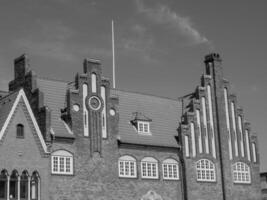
[0,53,261,200]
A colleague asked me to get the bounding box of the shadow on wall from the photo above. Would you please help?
[141,190,163,200]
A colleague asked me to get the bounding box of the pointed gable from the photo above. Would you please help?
[0,89,48,153]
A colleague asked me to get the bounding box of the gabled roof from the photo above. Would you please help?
[36,78,74,138]
[0,89,48,153]
[111,89,181,148]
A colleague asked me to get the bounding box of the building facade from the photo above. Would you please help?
[0,53,261,200]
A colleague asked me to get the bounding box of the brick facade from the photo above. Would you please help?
[0,53,261,200]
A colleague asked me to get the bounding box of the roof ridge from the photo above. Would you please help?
[111,88,179,102]
[37,76,70,84]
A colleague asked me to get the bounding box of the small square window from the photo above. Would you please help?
[137,121,150,134]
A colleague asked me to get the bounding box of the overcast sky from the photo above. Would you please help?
[0,0,266,171]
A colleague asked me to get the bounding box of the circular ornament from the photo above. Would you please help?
[73,104,80,112]
[88,96,102,110]
[109,108,116,116]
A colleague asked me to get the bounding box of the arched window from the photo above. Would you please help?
[141,157,158,179]
[0,170,8,199]
[20,170,29,200]
[162,159,179,180]
[17,124,24,138]
[9,170,19,199]
[232,162,251,183]
[51,150,74,175]
[118,155,137,178]
[31,172,40,200]
[196,159,216,182]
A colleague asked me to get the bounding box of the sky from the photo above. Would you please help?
[0,0,266,170]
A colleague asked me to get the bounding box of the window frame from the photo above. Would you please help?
[232,162,251,184]
[141,157,158,179]
[51,150,73,175]
[16,124,24,138]
[137,121,150,134]
[118,155,137,178]
[196,159,216,182]
[162,159,179,180]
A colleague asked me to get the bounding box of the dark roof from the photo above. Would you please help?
[36,78,74,138]
[0,90,20,133]
[111,89,181,148]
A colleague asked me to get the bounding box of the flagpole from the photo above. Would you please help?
[112,20,116,89]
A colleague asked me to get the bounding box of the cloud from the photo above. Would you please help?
[135,0,211,46]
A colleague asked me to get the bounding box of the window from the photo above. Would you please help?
[0,170,8,199]
[141,157,158,179]
[17,124,24,138]
[138,121,150,134]
[232,162,251,183]
[20,171,29,200]
[31,172,40,200]
[196,159,216,182]
[162,159,179,180]
[10,170,18,199]
[118,155,137,178]
[245,130,251,161]
[51,150,73,175]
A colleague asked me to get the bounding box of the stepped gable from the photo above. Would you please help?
[36,78,74,139]
[111,89,181,148]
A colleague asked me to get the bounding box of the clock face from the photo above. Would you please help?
[88,96,102,111]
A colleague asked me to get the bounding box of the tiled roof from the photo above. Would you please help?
[0,90,20,133]
[111,89,181,148]
[36,78,74,138]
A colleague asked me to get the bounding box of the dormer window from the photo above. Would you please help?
[138,121,150,134]
[131,112,152,135]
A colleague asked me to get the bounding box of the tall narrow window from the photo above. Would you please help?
[238,116,245,157]
[10,170,18,199]
[31,172,39,200]
[201,97,209,154]
[190,122,196,157]
[118,155,137,178]
[231,102,238,157]
[207,85,216,158]
[224,88,232,160]
[20,171,28,200]
[185,135,189,157]
[252,143,257,162]
[91,73,97,93]
[0,170,7,199]
[101,86,107,138]
[196,109,203,153]
[17,124,24,138]
[83,84,89,136]
[245,130,251,161]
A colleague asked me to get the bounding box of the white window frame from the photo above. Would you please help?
[162,159,179,180]
[141,157,158,179]
[196,159,216,182]
[232,162,251,184]
[118,155,137,178]
[51,150,73,175]
[137,121,150,134]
